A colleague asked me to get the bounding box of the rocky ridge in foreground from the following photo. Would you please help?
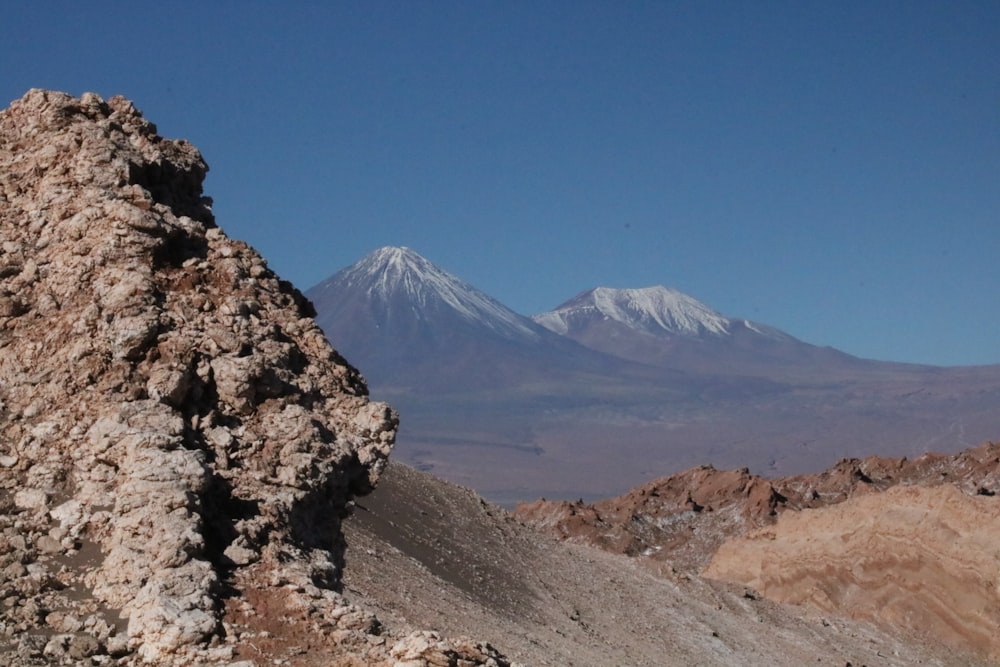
[0,90,507,665]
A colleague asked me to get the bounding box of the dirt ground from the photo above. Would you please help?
[335,461,975,666]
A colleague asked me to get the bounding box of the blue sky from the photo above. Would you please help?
[2,2,998,365]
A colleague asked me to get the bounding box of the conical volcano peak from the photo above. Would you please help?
[359,246,457,298]
[311,246,539,340]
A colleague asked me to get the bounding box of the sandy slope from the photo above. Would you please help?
[341,462,972,666]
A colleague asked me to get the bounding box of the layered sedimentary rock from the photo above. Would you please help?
[704,484,1000,661]
[0,90,507,666]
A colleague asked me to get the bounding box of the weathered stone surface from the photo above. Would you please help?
[389,631,513,667]
[517,441,1000,572]
[0,89,436,665]
[517,440,1000,664]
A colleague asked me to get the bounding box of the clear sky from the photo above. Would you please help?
[2,2,998,365]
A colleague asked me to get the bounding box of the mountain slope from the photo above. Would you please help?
[707,484,1000,662]
[308,251,1000,504]
[515,442,1000,664]
[341,460,973,666]
[533,285,869,377]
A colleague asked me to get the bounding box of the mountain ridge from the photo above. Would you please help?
[308,246,847,375]
[516,440,1000,663]
[306,246,1000,504]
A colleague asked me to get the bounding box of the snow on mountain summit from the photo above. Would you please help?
[311,246,539,339]
[534,286,731,337]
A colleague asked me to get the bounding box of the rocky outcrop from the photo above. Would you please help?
[704,484,1000,661]
[517,442,1000,662]
[515,441,1000,572]
[0,89,503,666]
[515,464,801,572]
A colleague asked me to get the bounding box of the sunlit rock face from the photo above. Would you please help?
[0,89,411,664]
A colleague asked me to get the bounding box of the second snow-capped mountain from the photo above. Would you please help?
[532,285,860,376]
[534,285,741,337]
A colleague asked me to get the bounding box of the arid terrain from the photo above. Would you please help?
[1,89,997,666]
[516,442,1000,664]
[340,460,982,666]
[309,248,1000,505]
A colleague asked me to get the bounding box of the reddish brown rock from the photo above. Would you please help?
[516,441,1000,571]
[517,442,1000,663]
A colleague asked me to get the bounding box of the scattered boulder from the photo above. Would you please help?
[389,631,513,667]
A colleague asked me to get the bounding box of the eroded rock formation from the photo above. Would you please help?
[704,484,1000,661]
[0,90,506,666]
[517,441,1000,660]
[516,442,1000,571]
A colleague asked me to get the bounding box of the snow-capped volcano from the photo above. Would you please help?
[312,246,538,340]
[533,286,732,338]
[302,249,990,503]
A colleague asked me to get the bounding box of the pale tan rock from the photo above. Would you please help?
[34,535,62,554]
[704,484,1000,662]
[13,488,47,511]
[389,630,510,667]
